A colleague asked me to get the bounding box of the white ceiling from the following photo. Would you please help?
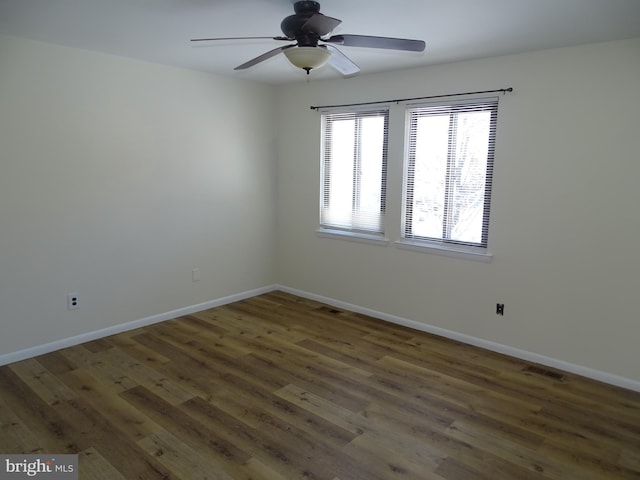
[1,0,639,84]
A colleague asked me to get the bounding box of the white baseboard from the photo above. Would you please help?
[0,285,278,367]
[276,285,640,393]
[3,283,639,394]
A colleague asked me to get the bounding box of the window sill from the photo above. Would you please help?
[316,228,389,246]
[395,239,493,263]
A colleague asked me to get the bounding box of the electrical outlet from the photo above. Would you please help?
[496,303,504,316]
[68,293,80,310]
[192,268,201,282]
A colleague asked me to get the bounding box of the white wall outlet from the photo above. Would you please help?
[67,292,80,310]
[192,268,201,282]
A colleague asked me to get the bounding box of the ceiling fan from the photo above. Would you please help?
[191,0,426,76]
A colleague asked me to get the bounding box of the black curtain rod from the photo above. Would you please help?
[310,87,513,110]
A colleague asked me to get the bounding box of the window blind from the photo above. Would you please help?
[320,109,389,234]
[404,97,498,248]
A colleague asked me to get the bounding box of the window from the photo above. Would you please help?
[320,108,389,236]
[402,97,498,251]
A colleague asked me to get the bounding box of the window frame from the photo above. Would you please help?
[318,107,390,242]
[398,97,498,258]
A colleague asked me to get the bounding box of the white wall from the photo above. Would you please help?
[2,34,639,388]
[275,38,640,384]
[0,36,278,355]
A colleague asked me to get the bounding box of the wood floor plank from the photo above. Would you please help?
[9,358,77,406]
[182,395,336,480]
[121,385,252,468]
[248,335,374,380]
[527,401,640,450]
[434,457,490,480]
[0,290,638,480]
[0,366,80,453]
[620,449,640,472]
[203,371,358,450]
[0,395,45,454]
[35,350,78,375]
[179,314,256,358]
[130,332,228,398]
[275,382,450,476]
[274,383,365,435]
[78,448,128,480]
[241,352,371,413]
[296,338,386,372]
[203,304,306,344]
[536,437,639,480]
[207,388,273,429]
[444,420,594,480]
[107,333,173,365]
[239,458,291,480]
[59,368,162,441]
[91,345,195,406]
[338,433,445,480]
[58,345,139,392]
[52,396,177,479]
[149,321,289,392]
[138,430,235,480]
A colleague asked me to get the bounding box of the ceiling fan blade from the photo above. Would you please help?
[234,44,295,70]
[302,13,342,36]
[191,36,291,42]
[325,34,426,52]
[322,45,360,76]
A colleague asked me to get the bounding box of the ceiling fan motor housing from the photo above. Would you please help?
[281,1,323,46]
[293,1,321,14]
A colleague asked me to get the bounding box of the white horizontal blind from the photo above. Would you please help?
[320,109,389,234]
[404,98,498,248]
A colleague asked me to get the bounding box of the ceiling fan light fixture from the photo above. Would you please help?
[283,46,331,74]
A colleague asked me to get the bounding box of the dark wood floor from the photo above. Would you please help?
[1,291,639,479]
